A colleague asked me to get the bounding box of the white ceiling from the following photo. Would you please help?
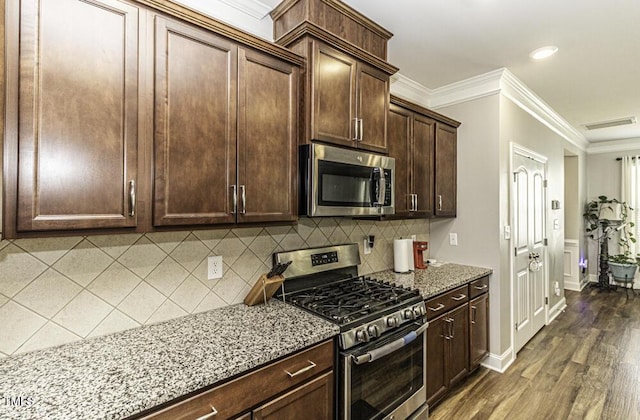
[186,0,640,145]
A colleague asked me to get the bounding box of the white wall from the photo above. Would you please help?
[564,156,579,240]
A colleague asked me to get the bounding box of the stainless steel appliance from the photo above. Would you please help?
[274,244,428,420]
[300,143,395,217]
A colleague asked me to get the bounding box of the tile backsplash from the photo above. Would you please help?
[0,217,429,357]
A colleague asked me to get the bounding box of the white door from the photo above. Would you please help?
[512,147,547,353]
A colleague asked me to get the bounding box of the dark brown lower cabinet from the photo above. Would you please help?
[470,293,489,371]
[426,304,469,407]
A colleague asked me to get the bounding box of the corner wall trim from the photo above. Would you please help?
[481,347,515,373]
[548,297,567,324]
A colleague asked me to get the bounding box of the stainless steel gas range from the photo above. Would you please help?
[274,243,428,420]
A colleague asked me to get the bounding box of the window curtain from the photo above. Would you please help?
[620,156,640,259]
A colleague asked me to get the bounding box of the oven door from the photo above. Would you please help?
[340,321,427,420]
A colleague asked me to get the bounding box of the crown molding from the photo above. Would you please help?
[218,0,272,19]
[499,69,589,151]
[586,137,640,155]
[400,68,588,151]
[389,73,432,108]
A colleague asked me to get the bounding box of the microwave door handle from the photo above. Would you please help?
[352,322,428,365]
[371,167,385,206]
[377,168,386,206]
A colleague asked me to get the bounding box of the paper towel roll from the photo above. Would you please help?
[393,239,414,273]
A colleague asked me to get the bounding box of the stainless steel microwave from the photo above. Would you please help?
[300,143,395,217]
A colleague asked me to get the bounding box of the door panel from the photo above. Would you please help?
[387,104,411,216]
[513,150,547,352]
[434,123,457,216]
[237,48,298,223]
[18,0,139,230]
[357,64,388,153]
[446,304,469,388]
[313,43,356,146]
[413,115,435,216]
[426,314,447,406]
[153,17,237,225]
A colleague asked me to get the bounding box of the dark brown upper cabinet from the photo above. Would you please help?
[3,0,303,238]
[11,0,140,234]
[153,16,299,226]
[388,96,460,219]
[271,0,398,154]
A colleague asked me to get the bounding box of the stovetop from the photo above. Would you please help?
[286,276,422,326]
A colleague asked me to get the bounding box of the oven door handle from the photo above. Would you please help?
[352,322,428,365]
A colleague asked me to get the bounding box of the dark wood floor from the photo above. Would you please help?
[430,288,640,420]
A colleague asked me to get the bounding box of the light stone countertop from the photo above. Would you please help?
[0,300,339,420]
[373,263,493,299]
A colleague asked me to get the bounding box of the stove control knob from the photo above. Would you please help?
[403,309,415,320]
[356,329,370,342]
[386,316,399,328]
[414,306,426,317]
[367,325,380,338]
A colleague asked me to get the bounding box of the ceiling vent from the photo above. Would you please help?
[584,117,637,130]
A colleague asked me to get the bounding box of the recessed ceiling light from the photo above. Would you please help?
[529,46,558,60]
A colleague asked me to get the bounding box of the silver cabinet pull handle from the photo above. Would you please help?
[240,185,246,214]
[129,180,136,217]
[195,405,218,420]
[474,284,488,290]
[407,194,413,212]
[471,306,477,323]
[438,194,443,211]
[231,185,237,215]
[359,118,364,141]
[284,360,316,377]
[449,317,455,338]
[428,303,445,312]
[352,118,359,141]
[414,194,418,211]
[451,294,466,301]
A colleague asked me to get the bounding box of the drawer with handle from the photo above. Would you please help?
[469,276,489,299]
[424,285,468,321]
[140,340,334,420]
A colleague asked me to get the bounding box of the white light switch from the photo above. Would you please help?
[449,233,458,246]
[553,219,560,230]
[504,225,511,240]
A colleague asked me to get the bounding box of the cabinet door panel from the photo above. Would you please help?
[434,123,457,217]
[312,43,356,146]
[253,371,334,420]
[412,115,435,216]
[470,294,489,370]
[426,314,448,406]
[357,64,388,153]
[18,0,139,231]
[153,17,237,225]
[237,48,298,223]
[446,303,469,388]
[387,104,411,216]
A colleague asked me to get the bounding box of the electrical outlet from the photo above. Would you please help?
[363,239,372,255]
[449,233,458,246]
[208,255,223,279]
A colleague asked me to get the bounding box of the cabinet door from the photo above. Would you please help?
[312,43,357,147]
[412,115,435,216]
[434,123,457,217]
[426,313,448,407]
[470,294,489,370]
[357,63,388,153]
[446,303,469,388]
[17,0,139,231]
[387,104,412,217]
[237,48,298,223]
[253,371,334,420]
[153,17,237,226]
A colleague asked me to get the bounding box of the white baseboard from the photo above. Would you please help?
[548,297,567,324]
[481,347,515,373]
[587,273,640,289]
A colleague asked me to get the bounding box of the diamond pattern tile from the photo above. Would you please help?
[170,234,210,272]
[53,239,113,287]
[52,290,112,337]
[117,236,166,278]
[14,236,82,265]
[0,217,431,355]
[170,276,208,312]
[0,301,47,354]
[17,321,81,354]
[87,262,142,306]
[117,282,166,324]
[0,244,48,297]
[14,269,82,318]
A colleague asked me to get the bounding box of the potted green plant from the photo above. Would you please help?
[584,196,640,285]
